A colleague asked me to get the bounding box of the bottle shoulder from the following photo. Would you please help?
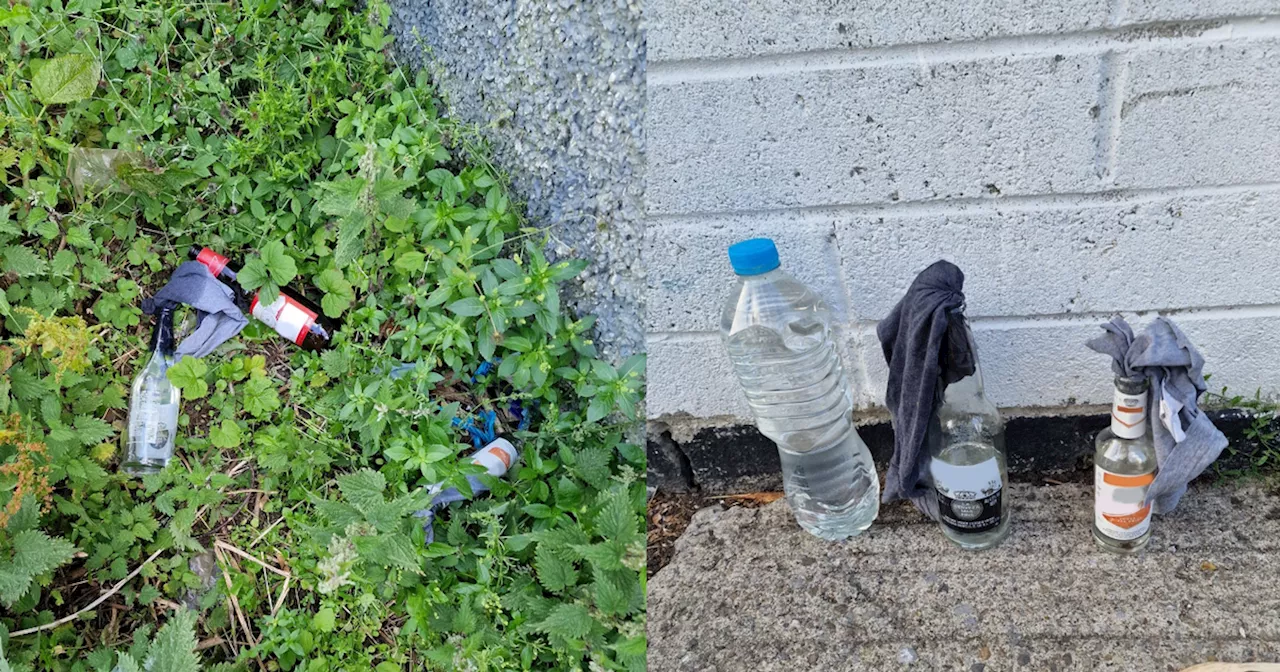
[1094,428,1156,471]
[720,272,832,337]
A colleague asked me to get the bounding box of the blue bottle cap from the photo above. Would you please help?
[727,238,781,276]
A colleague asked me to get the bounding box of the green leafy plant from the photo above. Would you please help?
[1205,380,1280,477]
[0,509,77,608]
[0,0,645,668]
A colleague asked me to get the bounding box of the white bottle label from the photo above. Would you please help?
[1111,387,1147,439]
[251,293,317,345]
[1095,467,1154,540]
[931,457,1003,532]
[471,438,518,476]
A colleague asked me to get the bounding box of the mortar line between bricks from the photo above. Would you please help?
[645,181,1280,226]
[648,303,1280,342]
[649,15,1280,84]
[844,303,1280,329]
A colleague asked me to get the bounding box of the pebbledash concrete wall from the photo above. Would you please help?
[646,2,1280,485]
[386,0,645,363]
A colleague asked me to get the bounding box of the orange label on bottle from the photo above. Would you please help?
[1095,466,1154,540]
[1102,504,1152,529]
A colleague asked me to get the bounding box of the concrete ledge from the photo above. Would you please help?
[647,408,1269,493]
[649,481,1280,671]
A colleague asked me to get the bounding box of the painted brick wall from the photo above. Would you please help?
[645,2,1280,422]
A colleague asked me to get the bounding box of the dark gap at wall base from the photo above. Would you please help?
[647,409,1267,494]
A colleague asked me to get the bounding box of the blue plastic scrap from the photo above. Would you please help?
[452,409,497,448]
[384,358,536,442]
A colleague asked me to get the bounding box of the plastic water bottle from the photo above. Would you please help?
[720,238,880,539]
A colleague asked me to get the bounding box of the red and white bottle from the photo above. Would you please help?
[189,245,339,351]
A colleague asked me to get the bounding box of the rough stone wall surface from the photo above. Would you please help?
[646,2,1280,422]
[388,0,645,363]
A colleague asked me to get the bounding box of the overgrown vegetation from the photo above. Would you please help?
[1205,383,1280,479]
[0,0,645,668]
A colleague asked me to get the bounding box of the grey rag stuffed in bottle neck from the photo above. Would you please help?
[1086,315,1228,513]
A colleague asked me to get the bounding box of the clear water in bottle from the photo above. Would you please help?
[720,238,879,540]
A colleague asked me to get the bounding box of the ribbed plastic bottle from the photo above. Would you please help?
[720,238,880,540]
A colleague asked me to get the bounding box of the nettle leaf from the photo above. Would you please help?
[166,357,208,400]
[32,54,100,105]
[144,609,201,672]
[534,544,578,593]
[534,523,590,561]
[114,655,142,672]
[533,603,594,640]
[0,530,77,607]
[334,213,370,267]
[374,534,424,575]
[312,499,362,530]
[571,445,612,490]
[316,177,365,217]
[73,415,114,445]
[2,246,47,277]
[571,541,626,571]
[595,490,640,547]
[337,468,387,512]
[316,268,354,318]
[592,573,634,616]
[321,349,350,377]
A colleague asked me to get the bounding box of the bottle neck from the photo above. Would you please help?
[735,267,788,284]
[941,321,989,404]
[150,308,176,356]
[190,246,241,282]
[1110,378,1149,438]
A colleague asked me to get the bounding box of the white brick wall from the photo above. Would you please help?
[646,3,1280,422]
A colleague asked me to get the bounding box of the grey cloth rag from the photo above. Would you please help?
[1083,316,1140,378]
[1086,316,1228,513]
[141,261,248,359]
[876,260,976,518]
[414,475,496,544]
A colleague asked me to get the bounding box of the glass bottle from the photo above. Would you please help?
[122,308,181,475]
[188,245,338,351]
[927,320,1010,550]
[1093,375,1156,554]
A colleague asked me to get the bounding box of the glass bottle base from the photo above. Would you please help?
[121,458,169,475]
[941,514,1011,551]
[1092,526,1150,554]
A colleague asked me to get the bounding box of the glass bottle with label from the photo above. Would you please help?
[122,308,181,475]
[1093,375,1156,553]
[927,320,1010,550]
[188,246,339,351]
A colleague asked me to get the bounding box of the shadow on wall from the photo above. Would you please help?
[387,0,646,363]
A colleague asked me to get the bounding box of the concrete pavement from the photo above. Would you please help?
[648,481,1280,671]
